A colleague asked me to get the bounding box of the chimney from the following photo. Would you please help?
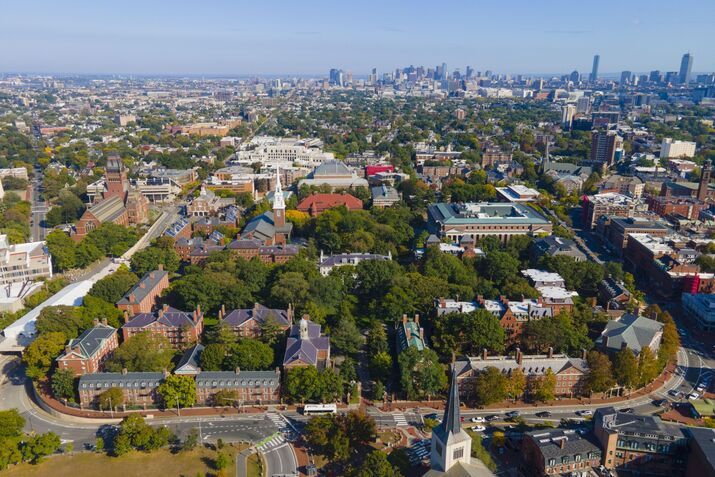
[419,327,424,342]
[163,303,169,312]
[129,293,136,304]
[287,303,294,323]
[414,314,420,325]
[93,318,99,326]
[149,271,155,279]
[221,304,226,316]
[548,346,553,359]
[439,297,446,308]
[101,318,107,326]
[123,310,130,323]
[402,314,407,325]
[537,296,543,306]
[158,264,164,271]
[581,348,588,360]
[516,348,523,365]
[559,438,566,449]
[482,348,488,360]
[140,282,146,289]
[122,368,128,375]
[218,307,224,321]
[65,345,71,354]
[235,367,241,375]
[162,368,169,378]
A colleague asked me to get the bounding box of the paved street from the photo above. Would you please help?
[30,166,48,242]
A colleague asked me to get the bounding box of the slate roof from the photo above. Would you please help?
[195,370,280,389]
[533,236,586,259]
[282,319,330,367]
[87,195,126,223]
[116,269,168,306]
[175,343,204,374]
[685,427,715,472]
[122,306,201,330]
[223,303,291,328]
[242,211,293,243]
[57,323,116,360]
[599,313,663,353]
[318,252,390,268]
[428,202,550,226]
[525,428,601,461]
[79,372,165,389]
[455,354,589,378]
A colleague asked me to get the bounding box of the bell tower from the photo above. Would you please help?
[430,364,472,472]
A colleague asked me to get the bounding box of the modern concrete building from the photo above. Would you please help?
[661,138,696,159]
[682,293,715,332]
[427,202,552,243]
[589,130,623,170]
[0,235,52,285]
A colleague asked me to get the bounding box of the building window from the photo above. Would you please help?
[436,442,442,456]
[453,447,464,460]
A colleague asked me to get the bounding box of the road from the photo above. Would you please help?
[29,166,48,242]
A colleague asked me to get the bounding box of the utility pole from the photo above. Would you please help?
[176,395,180,417]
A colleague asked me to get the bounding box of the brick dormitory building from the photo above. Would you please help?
[116,267,169,315]
[121,304,204,348]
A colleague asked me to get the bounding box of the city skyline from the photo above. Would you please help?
[0,0,713,76]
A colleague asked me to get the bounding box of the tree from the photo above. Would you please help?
[473,367,508,406]
[98,387,124,410]
[613,348,639,389]
[397,347,447,400]
[158,375,197,409]
[46,231,77,271]
[372,381,386,401]
[269,272,310,309]
[585,351,615,394]
[88,268,139,303]
[130,246,180,276]
[0,410,25,438]
[212,390,239,407]
[23,331,66,380]
[284,366,320,403]
[637,346,659,387]
[350,450,403,477]
[432,310,506,359]
[330,317,362,356]
[530,369,556,402]
[369,351,393,383]
[215,452,230,470]
[51,368,75,401]
[199,344,225,371]
[366,321,388,355]
[181,428,199,452]
[20,432,61,464]
[507,368,526,400]
[35,305,83,339]
[105,332,174,372]
[223,339,274,370]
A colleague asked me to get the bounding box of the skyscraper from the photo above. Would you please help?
[562,104,576,130]
[589,130,623,170]
[620,71,632,84]
[441,62,448,80]
[590,55,600,82]
[679,53,693,84]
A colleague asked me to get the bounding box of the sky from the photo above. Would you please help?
[1,0,714,76]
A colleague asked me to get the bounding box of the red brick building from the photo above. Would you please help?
[56,320,118,375]
[296,193,363,217]
[116,267,169,315]
[121,305,204,348]
[218,303,293,338]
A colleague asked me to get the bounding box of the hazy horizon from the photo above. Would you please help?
[1,0,713,76]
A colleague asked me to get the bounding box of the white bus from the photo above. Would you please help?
[302,403,337,415]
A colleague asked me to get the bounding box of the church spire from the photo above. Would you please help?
[273,166,285,211]
[442,363,462,436]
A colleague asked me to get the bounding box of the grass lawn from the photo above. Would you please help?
[2,444,248,477]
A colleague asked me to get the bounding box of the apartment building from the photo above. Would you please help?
[116,267,169,315]
[56,320,118,375]
[195,369,281,405]
[121,304,204,348]
[218,303,293,338]
[78,370,165,408]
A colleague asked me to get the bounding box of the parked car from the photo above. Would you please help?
[472,425,486,432]
[696,383,707,393]
[470,416,485,423]
[689,392,701,400]
[535,411,552,418]
[505,411,520,418]
[576,410,593,416]
[652,399,668,407]
[619,408,634,414]
[425,413,441,421]
[485,415,500,422]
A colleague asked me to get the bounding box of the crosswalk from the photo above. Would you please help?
[266,412,287,430]
[394,412,408,427]
[256,434,285,452]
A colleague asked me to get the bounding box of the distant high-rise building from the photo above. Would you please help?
[590,55,600,82]
[465,66,474,79]
[569,70,580,83]
[620,71,632,84]
[649,70,662,83]
[590,130,622,169]
[562,104,577,130]
[679,53,694,84]
[576,96,591,114]
[329,68,340,85]
[665,71,679,84]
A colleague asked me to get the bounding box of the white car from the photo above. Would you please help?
[689,392,701,400]
[696,384,706,393]
[472,425,486,432]
[470,417,485,423]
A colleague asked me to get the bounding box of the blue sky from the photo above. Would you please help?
[1,0,713,76]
